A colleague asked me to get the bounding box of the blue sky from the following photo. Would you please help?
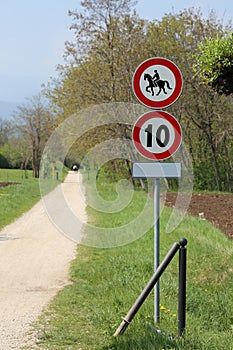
[0,0,232,104]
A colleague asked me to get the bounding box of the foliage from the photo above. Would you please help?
[193,34,233,95]
[0,153,9,168]
[0,118,11,146]
[66,0,137,61]
[12,95,54,178]
[145,8,233,192]
[1,3,231,192]
[0,138,32,169]
[44,2,146,119]
[42,4,233,192]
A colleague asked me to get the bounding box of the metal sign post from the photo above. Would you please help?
[132,162,182,323]
[154,178,160,322]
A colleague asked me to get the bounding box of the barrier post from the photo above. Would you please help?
[114,240,183,336]
[178,238,187,336]
[154,178,160,323]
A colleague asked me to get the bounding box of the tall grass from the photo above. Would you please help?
[27,171,233,350]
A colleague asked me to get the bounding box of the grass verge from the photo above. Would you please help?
[0,169,40,229]
[28,171,233,350]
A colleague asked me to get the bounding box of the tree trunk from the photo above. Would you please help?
[209,140,222,192]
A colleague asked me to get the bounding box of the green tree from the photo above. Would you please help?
[44,0,147,180]
[0,152,9,168]
[0,141,30,169]
[193,34,233,95]
[45,0,145,119]
[0,118,11,146]
[0,118,31,169]
[145,8,233,191]
[45,4,233,191]
[13,95,54,177]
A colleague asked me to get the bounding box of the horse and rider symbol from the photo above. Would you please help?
[144,69,172,97]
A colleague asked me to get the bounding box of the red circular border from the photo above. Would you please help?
[132,110,182,160]
[132,57,183,109]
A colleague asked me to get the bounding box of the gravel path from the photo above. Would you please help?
[0,172,86,349]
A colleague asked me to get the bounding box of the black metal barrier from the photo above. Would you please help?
[114,238,187,337]
[178,239,187,336]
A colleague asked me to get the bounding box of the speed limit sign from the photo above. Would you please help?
[132,110,182,160]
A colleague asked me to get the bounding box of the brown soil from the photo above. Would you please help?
[165,192,233,240]
[0,182,21,187]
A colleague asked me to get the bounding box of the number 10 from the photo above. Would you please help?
[145,124,170,148]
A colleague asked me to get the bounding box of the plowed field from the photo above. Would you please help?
[165,193,233,240]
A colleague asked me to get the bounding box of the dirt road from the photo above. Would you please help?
[0,172,86,349]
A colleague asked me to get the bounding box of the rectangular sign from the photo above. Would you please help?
[132,162,181,178]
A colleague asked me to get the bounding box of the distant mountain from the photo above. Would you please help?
[0,100,20,120]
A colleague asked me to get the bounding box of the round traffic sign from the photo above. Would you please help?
[132,57,183,109]
[132,110,182,160]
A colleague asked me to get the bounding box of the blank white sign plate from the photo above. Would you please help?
[132,162,181,178]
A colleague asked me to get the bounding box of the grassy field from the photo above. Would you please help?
[26,171,233,350]
[0,169,41,229]
[0,168,35,182]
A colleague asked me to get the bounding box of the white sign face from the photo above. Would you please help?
[139,116,175,154]
[132,57,183,109]
[139,65,176,102]
[132,110,182,161]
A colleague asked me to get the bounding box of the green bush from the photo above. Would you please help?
[194,34,233,95]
